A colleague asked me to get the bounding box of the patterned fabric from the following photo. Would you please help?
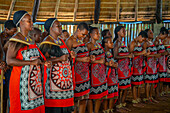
[42,37,74,107]
[89,43,108,99]
[165,45,170,82]
[145,41,158,83]
[132,45,144,86]
[157,43,167,82]
[105,51,118,99]
[72,44,90,97]
[117,42,131,89]
[9,44,45,113]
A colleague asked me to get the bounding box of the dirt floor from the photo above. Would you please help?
[124,95,170,113]
[113,87,170,113]
[98,85,170,113]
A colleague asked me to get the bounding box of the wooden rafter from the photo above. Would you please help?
[54,0,61,18]
[94,0,101,24]
[32,0,41,23]
[73,0,79,21]
[7,0,16,20]
[116,0,120,22]
[135,0,138,21]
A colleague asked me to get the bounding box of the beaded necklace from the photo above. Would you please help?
[49,35,62,45]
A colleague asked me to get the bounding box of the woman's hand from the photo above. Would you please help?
[70,51,76,58]
[90,55,95,61]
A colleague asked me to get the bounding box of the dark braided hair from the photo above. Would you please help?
[101,29,109,38]
[113,26,124,43]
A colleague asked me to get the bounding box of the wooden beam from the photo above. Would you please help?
[116,0,120,22]
[73,0,79,21]
[135,0,138,21]
[7,0,16,20]
[94,0,101,24]
[32,0,41,23]
[54,0,60,18]
[156,0,162,23]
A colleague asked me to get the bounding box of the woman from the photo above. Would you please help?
[39,18,75,113]
[113,26,133,112]
[87,27,108,113]
[154,27,168,98]
[163,29,170,94]
[66,22,91,113]
[6,10,45,113]
[102,36,118,113]
[129,31,149,107]
[143,29,160,103]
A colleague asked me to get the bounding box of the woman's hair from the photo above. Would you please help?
[113,26,124,43]
[89,27,98,34]
[144,29,150,33]
[101,29,109,38]
[138,31,148,38]
[4,20,16,30]
[160,27,169,35]
[39,44,64,57]
[102,36,111,48]
[77,22,89,31]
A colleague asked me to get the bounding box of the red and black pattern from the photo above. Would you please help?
[72,44,90,97]
[157,43,167,82]
[117,42,131,89]
[89,44,108,99]
[145,41,159,83]
[105,51,118,99]
[29,65,43,96]
[132,45,144,86]
[166,45,170,82]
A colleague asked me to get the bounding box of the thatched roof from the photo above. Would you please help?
[0,0,169,23]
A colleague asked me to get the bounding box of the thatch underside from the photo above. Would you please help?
[0,0,169,23]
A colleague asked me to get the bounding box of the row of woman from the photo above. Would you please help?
[6,10,170,113]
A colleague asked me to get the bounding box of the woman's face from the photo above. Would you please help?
[118,28,125,38]
[106,38,113,49]
[77,29,88,40]
[51,20,62,36]
[20,14,33,31]
[159,33,167,40]
[147,30,153,39]
[91,29,100,40]
[138,35,145,43]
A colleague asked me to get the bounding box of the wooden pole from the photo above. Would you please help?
[54,0,61,18]
[116,0,120,22]
[135,0,138,21]
[7,0,16,20]
[73,0,79,21]
[32,0,41,23]
[94,0,101,24]
[156,0,162,24]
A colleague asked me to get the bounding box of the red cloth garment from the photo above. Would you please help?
[105,51,118,99]
[9,41,45,113]
[117,42,131,89]
[157,43,167,82]
[72,44,90,97]
[145,42,159,83]
[41,36,74,107]
[165,45,170,82]
[89,44,108,99]
[132,45,144,86]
